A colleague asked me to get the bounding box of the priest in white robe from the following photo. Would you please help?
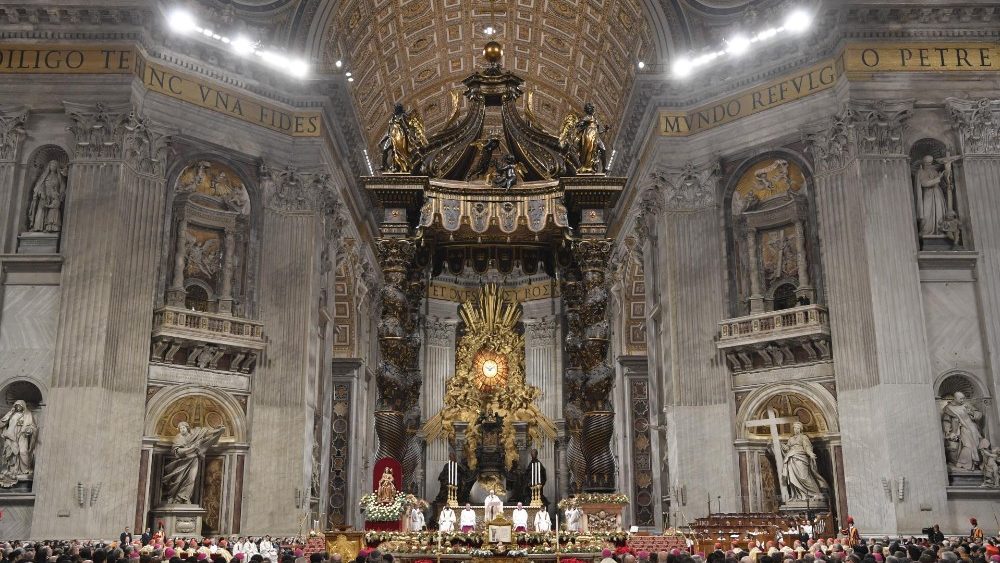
[438,506,457,532]
[258,537,275,562]
[534,508,552,532]
[460,503,477,532]
[565,505,583,532]
[512,502,529,532]
[409,506,426,531]
[484,490,504,522]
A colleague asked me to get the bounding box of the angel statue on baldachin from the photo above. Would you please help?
[379,103,428,174]
[559,102,609,174]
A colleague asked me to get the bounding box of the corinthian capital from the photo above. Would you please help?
[947,97,1000,156]
[121,110,172,178]
[646,159,720,212]
[0,107,27,162]
[63,101,132,160]
[803,107,854,174]
[848,99,913,157]
[261,161,341,214]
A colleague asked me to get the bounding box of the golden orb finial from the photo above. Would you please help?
[483,41,503,63]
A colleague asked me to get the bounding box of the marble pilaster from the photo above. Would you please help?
[32,102,172,538]
[0,107,27,253]
[804,100,947,534]
[242,166,337,534]
[641,160,739,524]
[947,98,1000,434]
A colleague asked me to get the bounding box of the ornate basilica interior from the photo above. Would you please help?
[0,0,999,541]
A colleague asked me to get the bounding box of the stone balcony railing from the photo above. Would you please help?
[151,306,265,373]
[717,304,831,373]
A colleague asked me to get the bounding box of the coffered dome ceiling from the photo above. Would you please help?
[323,0,655,153]
[190,0,776,157]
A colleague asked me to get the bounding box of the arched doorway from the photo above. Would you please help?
[735,385,842,523]
[143,387,247,535]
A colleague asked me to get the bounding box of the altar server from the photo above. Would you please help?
[512,502,529,532]
[438,505,456,532]
[460,503,477,532]
[534,509,551,532]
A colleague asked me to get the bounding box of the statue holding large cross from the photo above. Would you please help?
[746,408,829,509]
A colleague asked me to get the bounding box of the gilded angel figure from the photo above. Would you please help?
[560,103,609,174]
[379,103,428,174]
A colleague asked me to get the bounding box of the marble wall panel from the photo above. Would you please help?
[0,285,59,388]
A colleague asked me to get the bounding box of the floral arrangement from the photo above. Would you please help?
[470,549,495,557]
[507,549,528,557]
[359,492,409,521]
[360,530,628,554]
[558,493,630,509]
[404,494,429,510]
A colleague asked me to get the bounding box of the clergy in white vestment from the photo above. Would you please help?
[484,491,504,522]
[565,506,582,531]
[438,506,457,532]
[460,503,477,532]
[243,541,258,557]
[512,502,529,531]
[258,537,275,562]
[409,506,426,531]
[534,509,551,532]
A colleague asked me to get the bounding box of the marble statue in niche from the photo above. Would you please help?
[941,391,986,471]
[0,400,37,487]
[161,422,225,504]
[911,139,963,249]
[27,160,67,233]
[982,446,1000,488]
[781,422,829,502]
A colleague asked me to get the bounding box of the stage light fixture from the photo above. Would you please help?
[784,9,812,33]
[167,9,196,33]
[725,34,751,56]
[164,7,311,78]
[672,57,692,78]
[231,36,256,56]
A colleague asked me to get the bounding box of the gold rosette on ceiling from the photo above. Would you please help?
[423,284,555,470]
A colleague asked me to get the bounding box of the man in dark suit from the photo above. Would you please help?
[120,526,133,546]
[140,527,152,546]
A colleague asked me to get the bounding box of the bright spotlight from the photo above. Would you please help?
[231,36,256,56]
[725,34,751,56]
[784,9,812,33]
[167,9,197,33]
[258,50,289,67]
[289,59,309,78]
[671,57,692,78]
[347,77,354,82]
[345,72,352,77]
[637,61,646,70]
[484,26,496,35]
[335,59,343,68]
